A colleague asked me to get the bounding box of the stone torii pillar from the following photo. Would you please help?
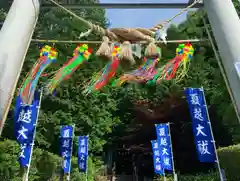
[204,0,240,119]
[0,0,40,136]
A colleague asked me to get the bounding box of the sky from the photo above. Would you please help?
[99,0,192,28]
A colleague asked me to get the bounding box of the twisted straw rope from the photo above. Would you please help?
[48,0,200,42]
[150,0,201,32]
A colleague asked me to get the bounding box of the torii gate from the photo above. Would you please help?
[0,0,239,137]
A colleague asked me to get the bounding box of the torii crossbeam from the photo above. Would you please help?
[4,0,203,9]
[40,2,203,9]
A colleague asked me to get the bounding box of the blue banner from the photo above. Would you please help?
[18,144,32,167]
[184,87,216,162]
[14,91,40,167]
[78,136,88,172]
[60,125,73,173]
[155,124,173,171]
[14,105,38,144]
[151,140,164,175]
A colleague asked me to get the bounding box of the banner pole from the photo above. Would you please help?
[23,88,43,181]
[86,135,89,181]
[167,123,178,181]
[163,171,166,181]
[201,87,223,181]
[59,125,64,181]
[85,158,88,181]
[67,124,75,181]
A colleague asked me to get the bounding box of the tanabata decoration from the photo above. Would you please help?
[112,47,161,86]
[83,45,121,94]
[19,45,57,104]
[147,43,194,85]
[45,44,92,94]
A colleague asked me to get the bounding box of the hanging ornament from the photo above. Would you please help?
[148,43,194,84]
[19,45,58,104]
[96,36,112,60]
[83,45,121,94]
[113,46,162,86]
[45,44,92,94]
[119,41,135,65]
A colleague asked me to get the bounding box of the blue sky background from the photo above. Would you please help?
[100,0,192,28]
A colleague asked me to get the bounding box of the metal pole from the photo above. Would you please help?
[203,0,240,120]
[167,123,178,181]
[66,124,75,181]
[163,172,167,181]
[23,88,43,181]
[0,0,40,136]
[85,135,89,181]
[59,125,64,181]
[201,87,223,181]
[30,39,208,44]
[85,158,88,181]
